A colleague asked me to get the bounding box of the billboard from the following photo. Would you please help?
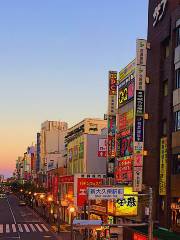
[116,135,133,158]
[77,178,103,207]
[119,60,135,83]
[108,71,117,116]
[115,187,138,216]
[159,137,167,195]
[115,157,133,183]
[98,138,107,157]
[117,109,134,132]
[118,80,135,108]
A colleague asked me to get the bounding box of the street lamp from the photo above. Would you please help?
[69,206,75,240]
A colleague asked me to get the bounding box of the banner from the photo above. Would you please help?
[77,178,103,207]
[115,157,133,183]
[159,137,167,195]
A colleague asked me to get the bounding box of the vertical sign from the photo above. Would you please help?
[133,39,147,192]
[159,137,167,195]
[107,71,117,176]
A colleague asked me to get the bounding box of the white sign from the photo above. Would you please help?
[73,219,102,226]
[153,0,167,27]
[88,187,124,200]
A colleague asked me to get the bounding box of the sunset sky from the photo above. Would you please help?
[0,0,148,177]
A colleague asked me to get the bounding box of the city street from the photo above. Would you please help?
[0,194,57,240]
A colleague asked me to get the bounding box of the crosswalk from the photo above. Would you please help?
[0,223,49,234]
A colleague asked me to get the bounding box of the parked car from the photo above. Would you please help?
[19,200,26,206]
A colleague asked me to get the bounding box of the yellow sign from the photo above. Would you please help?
[159,137,167,195]
[119,60,135,83]
[115,187,138,216]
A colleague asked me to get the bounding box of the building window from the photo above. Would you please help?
[173,154,180,174]
[163,80,168,96]
[175,68,180,89]
[176,27,180,46]
[175,111,180,131]
[165,44,170,58]
[162,119,167,136]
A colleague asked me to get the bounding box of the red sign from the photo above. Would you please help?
[59,175,74,183]
[109,71,117,95]
[133,233,157,240]
[108,135,116,157]
[115,157,133,183]
[77,178,103,207]
[52,176,58,201]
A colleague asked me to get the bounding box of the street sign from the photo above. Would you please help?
[88,187,124,200]
[73,219,102,226]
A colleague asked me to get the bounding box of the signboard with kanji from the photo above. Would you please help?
[88,187,124,200]
[159,137,167,195]
[98,138,107,157]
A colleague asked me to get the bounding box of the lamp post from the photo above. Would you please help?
[69,206,75,240]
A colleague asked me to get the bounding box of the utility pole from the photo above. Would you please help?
[148,187,153,240]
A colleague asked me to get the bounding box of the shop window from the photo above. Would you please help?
[176,26,180,46]
[173,155,180,174]
[175,111,180,131]
[162,119,167,136]
[163,80,168,96]
[175,68,180,89]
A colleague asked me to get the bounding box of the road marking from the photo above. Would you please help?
[0,224,3,233]
[23,224,30,232]
[41,224,49,232]
[18,224,23,232]
[35,223,43,232]
[12,224,16,232]
[29,224,36,232]
[6,224,10,233]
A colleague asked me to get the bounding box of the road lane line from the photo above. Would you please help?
[6,224,10,233]
[23,224,30,232]
[35,223,43,232]
[41,224,49,232]
[0,224,3,233]
[18,224,23,232]
[29,224,36,232]
[12,224,16,232]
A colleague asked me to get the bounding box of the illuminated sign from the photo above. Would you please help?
[136,90,144,115]
[117,109,134,132]
[116,135,133,158]
[153,0,167,27]
[108,135,116,158]
[159,137,167,195]
[119,60,135,83]
[109,71,117,95]
[118,80,134,107]
[115,157,133,183]
[88,187,124,200]
[135,116,144,142]
[115,187,138,216]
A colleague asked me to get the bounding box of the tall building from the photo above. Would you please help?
[145,0,180,233]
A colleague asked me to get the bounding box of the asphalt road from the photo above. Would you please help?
[0,194,57,240]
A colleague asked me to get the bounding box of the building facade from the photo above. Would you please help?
[145,0,180,232]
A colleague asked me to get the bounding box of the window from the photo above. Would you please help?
[176,27,180,46]
[173,154,180,174]
[165,44,170,58]
[175,111,180,131]
[175,68,180,89]
[162,119,167,136]
[163,80,168,96]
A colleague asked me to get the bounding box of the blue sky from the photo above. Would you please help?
[0,0,148,177]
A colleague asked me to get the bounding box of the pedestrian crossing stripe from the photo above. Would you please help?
[0,223,49,234]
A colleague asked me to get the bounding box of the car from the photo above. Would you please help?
[19,200,26,206]
[0,193,6,199]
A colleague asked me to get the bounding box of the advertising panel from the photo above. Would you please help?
[98,138,107,157]
[77,178,103,207]
[116,135,133,158]
[108,135,116,158]
[115,187,138,216]
[88,187,124,200]
[59,175,74,183]
[135,116,144,142]
[133,233,158,240]
[118,80,135,108]
[136,90,144,115]
[108,71,117,116]
[133,166,143,192]
[117,109,134,132]
[108,116,116,135]
[119,60,135,83]
[159,137,167,195]
[115,157,133,183]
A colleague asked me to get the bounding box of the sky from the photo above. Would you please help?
[0,0,148,178]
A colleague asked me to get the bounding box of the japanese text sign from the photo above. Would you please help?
[88,187,124,200]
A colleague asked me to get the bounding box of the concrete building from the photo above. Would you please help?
[144,0,180,233]
[65,118,107,175]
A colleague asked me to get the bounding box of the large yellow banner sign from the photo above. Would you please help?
[115,187,138,216]
[159,137,167,195]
